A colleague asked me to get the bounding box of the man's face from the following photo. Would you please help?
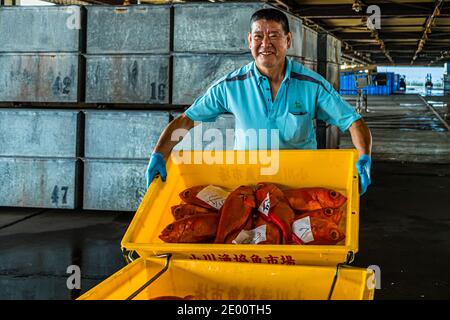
[248,19,292,70]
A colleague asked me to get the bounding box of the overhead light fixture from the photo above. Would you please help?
[352,0,363,13]
[435,7,441,16]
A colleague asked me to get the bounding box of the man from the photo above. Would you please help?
[146,8,372,195]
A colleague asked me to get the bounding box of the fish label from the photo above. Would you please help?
[196,185,230,210]
[292,216,314,243]
[232,224,267,244]
[258,193,271,216]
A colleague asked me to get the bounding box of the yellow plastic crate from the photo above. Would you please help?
[121,149,360,266]
[79,256,374,300]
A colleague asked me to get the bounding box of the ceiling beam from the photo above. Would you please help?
[428,50,450,65]
[270,0,375,65]
[335,31,450,40]
[345,46,450,52]
[293,2,443,18]
[411,0,446,65]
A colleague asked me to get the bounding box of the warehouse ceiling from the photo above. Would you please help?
[45,0,450,66]
[289,0,450,66]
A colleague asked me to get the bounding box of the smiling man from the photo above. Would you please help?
[146,8,373,195]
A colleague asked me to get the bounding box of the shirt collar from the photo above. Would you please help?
[253,57,292,85]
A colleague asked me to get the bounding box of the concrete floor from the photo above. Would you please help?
[0,208,133,300]
[0,161,449,300]
[341,94,450,163]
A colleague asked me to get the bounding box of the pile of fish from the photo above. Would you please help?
[159,183,347,246]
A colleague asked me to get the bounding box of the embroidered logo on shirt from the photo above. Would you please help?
[290,101,307,115]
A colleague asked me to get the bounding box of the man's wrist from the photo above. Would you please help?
[151,152,165,160]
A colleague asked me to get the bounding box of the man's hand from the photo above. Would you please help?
[146,152,167,188]
[356,154,371,196]
[144,114,196,189]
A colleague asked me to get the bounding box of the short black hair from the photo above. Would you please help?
[250,8,290,34]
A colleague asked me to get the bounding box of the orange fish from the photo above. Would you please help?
[295,207,343,225]
[214,185,256,244]
[178,185,216,210]
[224,211,255,244]
[224,210,281,245]
[254,215,282,245]
[283,188,347,212]
[255,182,295,244]
[159,214,218,243]
[292,217,345,245]
[171,204,217,220]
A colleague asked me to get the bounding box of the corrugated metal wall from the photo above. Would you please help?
[0,3,340,211]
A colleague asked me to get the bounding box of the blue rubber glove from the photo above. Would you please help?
[146,152,167,188]
[356,154,372,196]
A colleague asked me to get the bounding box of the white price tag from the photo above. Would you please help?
[196,185,230,210]
[292,216,314,243]
[232,224,267,244]
[258,193,271,216]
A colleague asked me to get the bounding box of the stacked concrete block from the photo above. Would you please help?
[0,6,83,103]
[84,6,172,210]
[300,25,318,71]
[173,2,303,105]
[85,55,169,104]
[172,54,253,105]
[317,32,341,91]
[317,32,343,149]
[0,109,81,208]
[85,5,171,104]
[173,3,302,55]
[82,110,170,211]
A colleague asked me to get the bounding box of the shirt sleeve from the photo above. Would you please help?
[316,80,362,132]
[184,79,229,122]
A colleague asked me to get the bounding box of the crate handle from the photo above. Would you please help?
[328,263,344,300]
[122,248,139,264]
[126,254,172,300]
[327,251,354,300]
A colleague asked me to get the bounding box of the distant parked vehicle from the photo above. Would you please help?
[425,73,433,89]
[399,76,406,91]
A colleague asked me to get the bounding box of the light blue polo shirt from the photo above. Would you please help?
[185,58,361,150]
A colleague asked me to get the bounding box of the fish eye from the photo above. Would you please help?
[174,207,181,214]
[325,208,333,216]
[166,224,174,231]
[329,191,337,199]
[183,190,190,198]
[330,230,338,240]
